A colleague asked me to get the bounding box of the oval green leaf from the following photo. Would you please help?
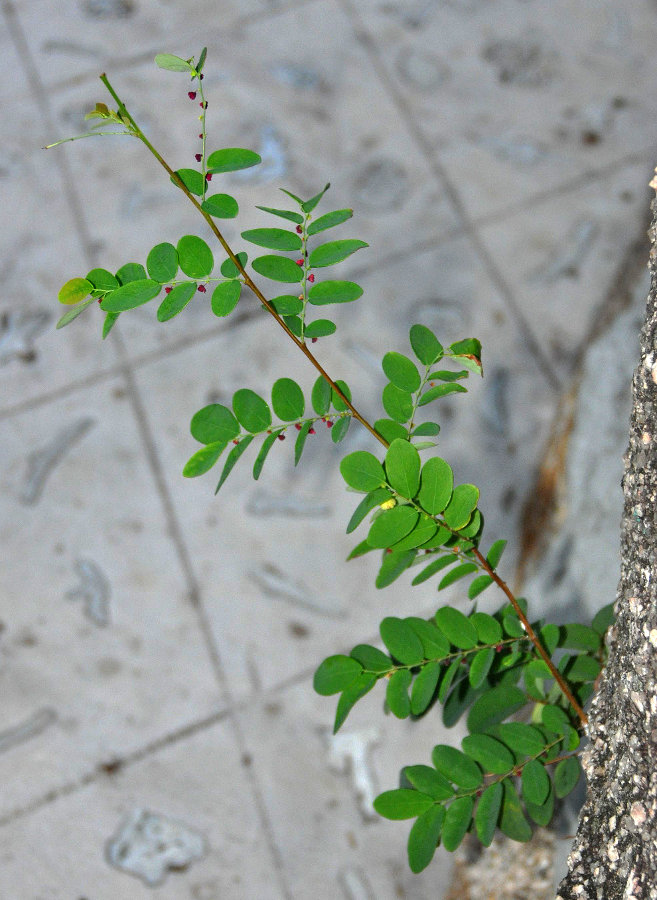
[350,644,393,673]
[207,147,262,174]
[190,403,239,444]
[307,208,353,235]
[382,352,421,393]
[311,376,331,415]
[475,781,503,847]
[382,383,414,424]
[56,297,95,329]
[554,755,581,799]
[147,242,178,282]
[386,668,412,718]
[469,612,502,645]
[304,319,336,338]
[100,279,161,312]
[410,324,443,365]
[86,268,118,292]
[442,796,474,852]
[522,758,550,806]
[418,456,453,515]
[499,780,532,842]
[380,616,424,666]
[467,685,526,733]
[374,789,434,821]
[171,168,204,196]
[232,389,271,433]
[443,483,479,530]
[58,277,92,305]
[211,280,241,317]
[182,441,226,478]
[241,228,302,251]
[462,733,514,774]
[431,745,483,790]
[157,282,197,321]
[410,660,442,715]
[308,239,368,268]
[435,606,478,650]
[115,262,146,285]
[307,280,363,305]
[385,438,420,499]
[155,53,193,72]
[271,377,305,421]
[407,805,445,874]
[333,672,377,733]
[177,235,214,279]
[201,193,239,218]
[469,647,495,689]
[251,255,304,283]
[367,505,419,549]
[313,654,362,696]
[340,451,386,492]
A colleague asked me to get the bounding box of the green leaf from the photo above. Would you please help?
[251,255,304,283]
[271,377,305,421]
[443,678,480,728]
[469,612,502,645]
[554,756,581,798]
[435,607,478,650]
[438,562,478,591]
[382,352,421,393]
[374,789,434,821]
[380,616,425,666]
[301,182,330,214]
[410,661,442,715]
[386,669,412,718]
[57,296,95,330]
[313,654,362,695]
[475,781,502,847]
[374,419,407,444]
[311,376,331,415]
[503,613,526,639]
[304,319,336,338]
[540,623,560,656]
[407,805,445,874]
[58,277,93,305]
[100,279,161,312]
[592,601,615,635]
[341,451,386,494]
[418,457,453,515]
[561,654,601,682]
[467,685,526,733]
[207,147,261,174]
[462,733,514,774]
[412,421,441,438]
[411,554,458,586]
[331,380,352,412]
[220,252,247,279]
[419,383,467,406]
[410,324,443,366]
[294,420,312,466]
[147,242,178,282]
[368,506,419,549]
[331,416,351,443]
[521,759,550,805]
[232,389,271,433]
[391,516,437,552]
[525,780,555,827]
[201,193,239,218]
[430,369,469,383]
[350,644,393,673]
[307,280,363,305]
[171,168,204,196]
[307,208,352,236]
[382,383,414,424]
[241,228,302,251]
[405,766,454,801]
[196,46,207,74]
[155,53,193,72]
[255,205,304,224]
[438,658,462,704]
[560,623,601,652]
[494,723,545,757]
[385,439,420,499]
[346,489,390,534]
[271,294,303,316]
[211,280,241,317]
[443,484,479,530]
[469,647,495,689]
[442,796,474,852]
[499,780,532,842]
[334,673,377,732]
[102,312,120,339]
[86,268,119,292]
[190,404,239,444]
[431,745,483,790]
[253,429,283,480]
[214,435,253,493]
[177,235,214,279]
[115,263,147,285]
[406,618,450,658]
[376,549,417,589]
[182,441,226,478]
[157,282,197,321]
[468,575,494,600]
[308,239,368,268]
[486,539,507,570]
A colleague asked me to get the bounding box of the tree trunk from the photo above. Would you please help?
[556,192,657,898]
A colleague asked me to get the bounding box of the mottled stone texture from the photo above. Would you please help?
[557,195,657,898]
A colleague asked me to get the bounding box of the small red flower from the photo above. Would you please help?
[164,286,172,294]
[308,273,315,283]
[195,153,202,162]
[198,133,203,139]
[206,173,212,181]
[296,225,303,234]
[233,439,239,445]
[295,423,302,430]
[311,337,317,343]
[199,74,204,80]
[278,433,286,441]
[309,428,315,434]
[188,91,196,100]
[295,259,304,266]
[199,101,208,109]
[198,284,206,293]
[326,420,333,428]
[495,644,503,653]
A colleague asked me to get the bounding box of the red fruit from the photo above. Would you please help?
[195,153,202,162]
[295,423,302,430]
[295,259,304,266]
[206,173,212,181]
[296,225,303,234]
[164,286,172,294]
[188,91,196,99]
[198,284,206,293]
[277,434,286,441]
[308,273,315,283]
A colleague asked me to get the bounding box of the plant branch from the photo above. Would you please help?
[100,73,385,449]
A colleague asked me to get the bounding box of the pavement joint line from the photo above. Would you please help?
[338,0,563,394]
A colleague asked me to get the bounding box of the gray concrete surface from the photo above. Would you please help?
[0,1,655,897]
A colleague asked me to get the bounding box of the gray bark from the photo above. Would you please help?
[556,196,657,898]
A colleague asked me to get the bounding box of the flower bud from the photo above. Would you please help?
[295,259,304,266]
[195,153,202,162]
[308,274,315,283]
[198,284,206,293]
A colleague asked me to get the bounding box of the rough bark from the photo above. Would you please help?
[556,194,657,898]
